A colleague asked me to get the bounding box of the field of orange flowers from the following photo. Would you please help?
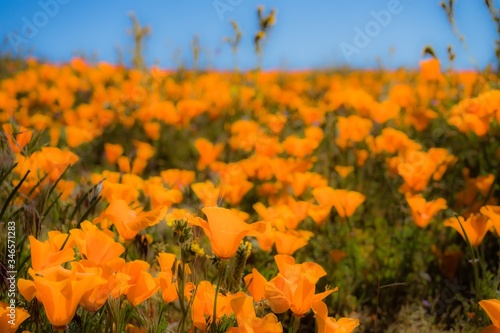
[0,55,500,333]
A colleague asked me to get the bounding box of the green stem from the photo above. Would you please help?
[288,314,300,333]
[0,169,30,222]
[211,260,226,333]
[455,215,481,299]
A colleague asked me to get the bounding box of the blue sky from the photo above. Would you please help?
[0,0,498,70]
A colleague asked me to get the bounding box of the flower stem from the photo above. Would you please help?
[211,259,227,332]
[288,314,300,333]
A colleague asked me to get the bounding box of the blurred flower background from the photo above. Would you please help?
[0,0,498,70]
[1,1,500,333]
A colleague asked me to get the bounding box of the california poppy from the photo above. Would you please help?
[0,302,30,333]
[194,138,224,170]
[312,300,359,333]
[406,196,447,228]
[444,214,492,247]
[478,299,500,333]
[191,207,266,259]
[229,292,283,333]
[481,205,500,235]
[265,255,336,316]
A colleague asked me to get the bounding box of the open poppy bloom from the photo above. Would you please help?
[274,230,313,255]
[29,233,75,273]
[264,255,337,316]
[406,195,447,228]
[313,187,365,218]
[95,199,167,240]
[478,299,500,333]
[481,205,500,235]
[244,268,268,302]
[18,265,106,330]
[0,302,30,333]
[312,300,359,333]
[191,207,266,259]
[194,138,224,170]
[70,221,124,266]
[120,260,160,306]
[228,292,283,333]
[190,280,234,331]
[444,214,492,247]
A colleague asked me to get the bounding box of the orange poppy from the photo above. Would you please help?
[157,252,178,303]
[228,292,283,333]
[244,268,268,302]
[312,300,359,333]
[18,266,106,330]
[194,138,224,170]
[406,196,447,228]
[96,200,167,240]
[104,143,124,164]
[481,205,500,235]
[312,187,365,218]
[190,280,233,331]
[69,221,124,266]
[0,302,30,333]
[191,207,266,259]
[265,255,337,316]
[275,230,313,255]
[419,58,443,81]
[444,214,492,247]
[29,233,75,273]
[478,299,500,333]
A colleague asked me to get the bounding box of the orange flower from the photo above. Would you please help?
[144,121,161,140]
[18,266,106,330]
[0,302,30,333]
[406,196,447,228]
[275,230,313,255]
[190,280,233,331]
[69,221,124,266]
[191,180,220,207]
[104,143,124,164]
[144,182,183,209]
[2,123,32,153]
[117,156,131,173]
[229,292,283,333]
[419,58,443,81]
[312,187,365,218]
[157,252,178,303]
[96,200,167,240]
[478,299,500,333]
[312,300,359,333]
[329,250,347,264]
[194,138,224,170]
[160,169,195,189]
[244,268,268,302]
[481,205,500,235]
[29,233,75,273]
[265,255,337,316]
[73,261,123,312]
[444,214,492,247]
[335,166,354,179]
[121,260,160,306]
[191,207,266,259]
[335,115,373,149]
